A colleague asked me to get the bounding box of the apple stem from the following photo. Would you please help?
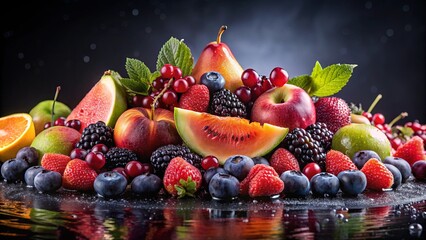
[51,86,61,125]
[151,79,174,120]
[388,112,408,128]
[366,94,382,113]
[216,25,228,44]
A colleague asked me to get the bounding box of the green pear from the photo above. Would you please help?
[29,100,71,135]
[30,126,81,161]
[332,123,392,160]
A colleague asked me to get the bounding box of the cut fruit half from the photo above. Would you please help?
[0,113,35,162]
[174,108,288,164]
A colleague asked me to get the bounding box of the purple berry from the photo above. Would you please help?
[131,173,162,196]
[94,171,128,198]
[34,170,62,193]
[337,170,367,196]
[280,170,310,197]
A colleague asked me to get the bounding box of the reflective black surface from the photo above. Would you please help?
[0,180,425,239]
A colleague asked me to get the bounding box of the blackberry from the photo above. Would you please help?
[283,128,326,170]
[105,147,138,170]
[306,122,334,151]
[150,144,202,176]
[209,89,247,118]
[75,121,114,150]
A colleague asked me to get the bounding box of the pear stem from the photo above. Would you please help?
[366,94,382,113]
[388,112,408,128]
[216,25,228,44]
[51,86,61,125]
[151,79,174,120]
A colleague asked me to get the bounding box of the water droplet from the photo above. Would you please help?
[422,211,426,219]
[341,207,349,212]
[337,213,345,219]
[284,214,289,217]
[72,214,78,219]
[242,218,249,223]
[409,223,423,238]
[252,199,258,204]
[238,202,243,205]
[343,218,349,223]
[396,210,401,215]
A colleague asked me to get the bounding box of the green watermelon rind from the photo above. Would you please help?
[174,107,288,164]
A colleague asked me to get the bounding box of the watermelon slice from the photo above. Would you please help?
[66,71,127,132]
[174,108,288,164]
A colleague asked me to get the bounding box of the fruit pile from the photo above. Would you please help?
[0,26,426,201]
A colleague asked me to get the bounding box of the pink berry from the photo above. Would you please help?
[54,117,66,126]
[372,113,385,125]
[303,162,322,180]
[201,156,220,170]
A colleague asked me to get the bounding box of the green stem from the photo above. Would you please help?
[51,86,61,125]
[367,94,382,113]
[151,79,174,120]
[388,112,408,128]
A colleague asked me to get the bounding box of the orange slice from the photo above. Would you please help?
[0,113,35,162]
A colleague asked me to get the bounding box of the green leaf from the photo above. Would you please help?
[156,37,194,76]
[174,176,196,198]
[311,61,323,79]
[126,58,151,82]
[119,78,149,95]
[150,71,161,83]
[288,75,313,93]
[310,64,357,97]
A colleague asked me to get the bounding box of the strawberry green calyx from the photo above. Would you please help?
[175,176,197,198]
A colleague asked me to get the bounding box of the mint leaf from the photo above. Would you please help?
[156,37,194,76]
[120,58,155,95]
[150,71,161,83]
[126,58,151,82]
[310,64,356,97]
[311,61,323,79]
[120,78,149,95]
[288,75,313,93]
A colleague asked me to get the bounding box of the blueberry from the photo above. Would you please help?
[94,171,128,198]
[1,158,29,182]
[383,156,411,183]
[208,172,240,200]
[310,172,340,197]
[280,170,310,197]
[131,173,162,196]
[34,170,62,193]
[384,164,402,189]
[16,147,39,166]
[412,160,426,181]
[223,155,254,181]
[252,156,270,166]
[203,167,227,185]
[24,166,45,187]
[200,71,225,93]
[337,170,367,196]
[352,150,381,169]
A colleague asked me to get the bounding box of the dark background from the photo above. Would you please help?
[1,0,425,123]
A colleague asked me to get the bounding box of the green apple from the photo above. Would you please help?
[29,100,71,135]
[30,126,81,160]
[332,123,392,160]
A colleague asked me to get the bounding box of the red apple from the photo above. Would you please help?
[251,84,316,130]
[113,108,182,161]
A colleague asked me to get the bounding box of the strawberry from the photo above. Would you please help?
[239,164,284,197]
[163,157,202,198]
[178,84,210,112]
[314,97,351,133]
[41,153,71,175]
[361,158,394,191]
[394,136,426,166]
[62,159,98,191]
[326,150,357,175]
[269,148,300,175]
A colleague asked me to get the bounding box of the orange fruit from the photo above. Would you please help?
[0,113,36,162]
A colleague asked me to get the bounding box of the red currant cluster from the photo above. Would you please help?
[44,117,81,132]
[234,67,289,105]
[132,64,196,111]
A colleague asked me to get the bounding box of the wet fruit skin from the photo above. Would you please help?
[383,156,411,183]
[24,166,44,187]
[16,147,39,166]
[94,171,128,198]
[337,170,367,196]
[208,172,240,200]
[203,167,227,186]
[223,155,254,181]
[34,170,62,193]
[131,173,163,196]
[384,164,402,189]
[310,172,340,197]
[412,160,426,181]
[1,158,29,182]
[280,170,310,197]
[200,71,225,93]
[352,150,381,170]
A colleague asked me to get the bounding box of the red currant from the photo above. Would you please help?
[372,113,385,125]
[173,66,182,79]
[142,96,155,108]
[54,117,66,126]
[362,112,373,121]
[140,163,152,174]
[234,86,252,104]
[269,67,289,87]
[112,167,129,181]
[160,64,174,79]
[70,148,88,160]
[132,95,144,107]
[152,77,164,91]
[173,78,189,93]
[44,122,52,129]
[251,83,264,100]
[91,143,109,154]
[241,69,259,88]
[302,162,322,180]
[65,119,82,132]
[184,76,196,86]
[261,76,274,91]
[201,155,220,170]
[161,90,178,105]
[125,161,144,178]
[390,137,402,150]
[85,152,106,170]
